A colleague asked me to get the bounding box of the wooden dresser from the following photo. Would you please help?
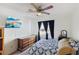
[18,35,36,52]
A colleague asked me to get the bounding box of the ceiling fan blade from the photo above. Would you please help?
[28,9,36,12]
[31,3,39,10]
[41,5,53,11]
[41,12,50,15]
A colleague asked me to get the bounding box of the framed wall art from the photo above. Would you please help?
[5,16,22,28]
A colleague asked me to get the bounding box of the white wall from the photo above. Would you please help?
[71,4,79,41]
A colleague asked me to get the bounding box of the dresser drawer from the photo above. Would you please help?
[23,44,29,48]
[30,38,34,41]
[29,40,35,44]
[23,41,29,45]
[22,39,29,42]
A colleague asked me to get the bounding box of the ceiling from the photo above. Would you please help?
[0,3,78,19]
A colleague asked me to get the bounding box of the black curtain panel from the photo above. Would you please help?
[49,20,54,39]
[38,22,42,30]
[43,21,48,39]
[38,22,42,41]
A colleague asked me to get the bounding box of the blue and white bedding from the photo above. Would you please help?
[20,38,58,55]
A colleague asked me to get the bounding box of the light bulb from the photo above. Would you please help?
[37,13,42,16]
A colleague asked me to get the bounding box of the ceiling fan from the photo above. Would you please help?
[28,3,53,16]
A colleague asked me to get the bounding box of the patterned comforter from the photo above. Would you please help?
[20,39,58,55]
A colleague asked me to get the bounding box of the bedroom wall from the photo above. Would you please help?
[71,4,79,41]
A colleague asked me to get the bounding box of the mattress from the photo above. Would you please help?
[20,38,58,55]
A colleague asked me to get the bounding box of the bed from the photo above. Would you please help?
[20,38,58,55]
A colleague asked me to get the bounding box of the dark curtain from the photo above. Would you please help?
[49,20,54,39]
[38,22,42,41]
[43,21,48,39]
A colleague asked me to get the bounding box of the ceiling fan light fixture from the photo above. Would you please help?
[37,12,42,16]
